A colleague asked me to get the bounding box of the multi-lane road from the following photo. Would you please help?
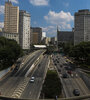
[52,53,90,99]
[21,55,49,99]
[0,50,49,99]
[0,51,90,100]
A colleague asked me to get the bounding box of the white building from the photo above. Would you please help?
[42,32,46,39]
[19,10,30,49]
[74,9,90,45]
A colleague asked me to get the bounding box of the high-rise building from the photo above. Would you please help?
[4,0,19,43]
[30,27,42,45]
[45,37,51,46]
[74,9,90,45]
[19,10,30,49]
[51,37,57,45]
[57,31,74,45]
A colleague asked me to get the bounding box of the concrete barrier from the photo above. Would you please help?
[0,67,10,79]
[0,94,90,100]
[60,94,90,100]
[76,69,90,90]
[25,53,44,77]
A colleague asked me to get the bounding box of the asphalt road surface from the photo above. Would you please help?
[52,53,90,99]
[0,50,45,98]
[20,55,49,99]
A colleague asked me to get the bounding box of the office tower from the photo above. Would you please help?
[19,10,30,49]
[57,31,74,45]
[74,9,90,45]
[4,0,19,43]
[30,27,42,45]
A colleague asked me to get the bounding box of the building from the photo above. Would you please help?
[45,37,51,46]
[42,32,46,40]
[57,30,74,45]
[51,37,57,45]
[0,32,3,36]
[4,0,19,43]
[74,9,90,45]
[19,10,30,49]
[0,28,2,32]
[30,27,42,45]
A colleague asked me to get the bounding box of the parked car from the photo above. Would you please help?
[73,89,80,96]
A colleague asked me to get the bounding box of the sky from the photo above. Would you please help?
[0,0,90,37]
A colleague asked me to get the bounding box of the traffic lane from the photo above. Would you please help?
[0,50,42,83]
[62,78,74,97]
[13,56,35,77]
[54,59,88,97]
[0,50,44,97]
[14,50,43,77]
[11,50,40,76]
[32,56,48,78]
[21,56,48,99]
[54,54,90,98]
[61,68,90,98]
[28,78,43,99]
[29,56,48,99]
[21,78,42,99]
[0,77,22,96]
[19,50,44,77]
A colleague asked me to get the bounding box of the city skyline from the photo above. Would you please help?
[0,0,90,37]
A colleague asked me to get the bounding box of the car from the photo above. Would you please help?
[0,91,1,95]
[22,62,24,65]
[30,79,34,83]
[31,77,35,80]
[66,66,72,70]
[54,63,57,65]
[30,77,35,83]
[57,61,59,63]
[62,73,68,78]
[67,70,72,75]
[58,69,61,72]
[60,65,62,68]
[73,89,80,96]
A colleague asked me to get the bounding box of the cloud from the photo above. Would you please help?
[42,26,57,37]
[0,5,4,14]
[0,22,4,28]
[44,10,74,30]
[9,0,19,4]
[29,0,49,6]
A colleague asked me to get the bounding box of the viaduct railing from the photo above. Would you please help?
[0,94,90,100]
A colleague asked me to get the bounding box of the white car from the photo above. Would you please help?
[30,77,35,83]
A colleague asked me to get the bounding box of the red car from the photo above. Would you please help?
[67,70,72,75]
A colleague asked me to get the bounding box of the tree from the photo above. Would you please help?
[0,37,23,70]
[41,70,62,98]
[69,41,90,65]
